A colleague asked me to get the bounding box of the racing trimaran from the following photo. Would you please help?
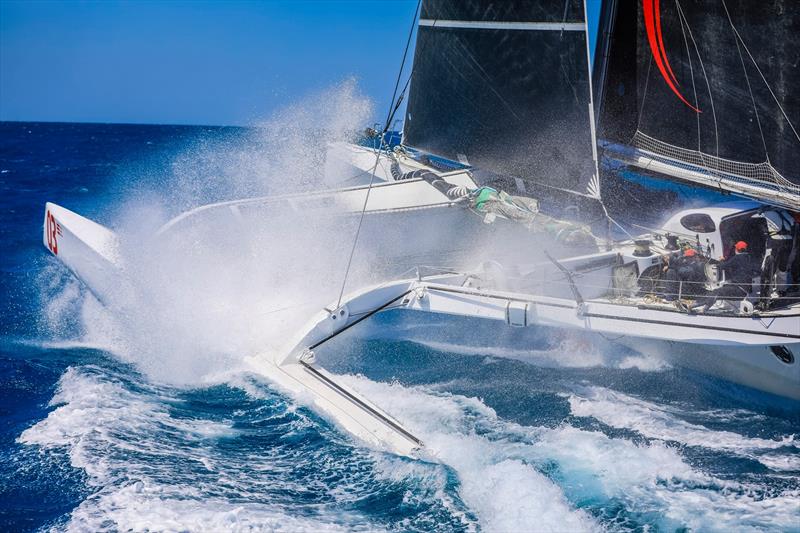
[42,0,799,456]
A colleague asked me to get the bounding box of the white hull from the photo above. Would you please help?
[354,311,800,401]
[279,272,799,401]
[411,282,800,400]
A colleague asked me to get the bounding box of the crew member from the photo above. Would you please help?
[662,248,705,301]
[689,241,759,313]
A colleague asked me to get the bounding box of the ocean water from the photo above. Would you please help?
[1,120,799,533]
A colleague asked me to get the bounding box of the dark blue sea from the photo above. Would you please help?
[1,121,799,532]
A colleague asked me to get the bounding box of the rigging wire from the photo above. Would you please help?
[634,54,654,140]
[674,0,719,160]
[724,3,770,164]
[335,0,422,308]
[675,3,701,153]
[383,0,422,133]
[721,0,800,145]
[600,201,636,241]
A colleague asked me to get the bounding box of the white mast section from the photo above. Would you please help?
[582,0,602,200]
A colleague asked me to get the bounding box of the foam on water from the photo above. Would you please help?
[17,350,800,531]
[538,428,800,531]
[18,368,292,532]
[339,375,800,532]
[256,372,601,532]
[18,366,469,531]
[568,386,798,470]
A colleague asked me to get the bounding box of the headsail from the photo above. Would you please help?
[596,0,800,209]
[403,0,600,200]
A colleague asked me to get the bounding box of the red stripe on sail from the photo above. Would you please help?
[643,0,700,112]
[654,0,679,85]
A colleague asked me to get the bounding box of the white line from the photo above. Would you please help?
[419,19,585,32]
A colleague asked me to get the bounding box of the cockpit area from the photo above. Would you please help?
[632,201,799,313]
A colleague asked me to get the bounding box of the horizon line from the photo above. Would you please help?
[0,118,246,128]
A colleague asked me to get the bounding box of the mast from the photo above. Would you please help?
[591,0,617,122]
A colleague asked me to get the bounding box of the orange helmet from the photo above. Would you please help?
[735,241,748,252]
[683,248,697,257]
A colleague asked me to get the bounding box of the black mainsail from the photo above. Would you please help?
[403,0,601,200]
[596,0,800,210]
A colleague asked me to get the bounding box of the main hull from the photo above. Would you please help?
[278,272,799,404]
[353,308,800,402]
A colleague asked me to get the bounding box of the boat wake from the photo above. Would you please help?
[17,357,799,532]
[342,376,799,532]
[18,366,444,532]
[21,253,800,530]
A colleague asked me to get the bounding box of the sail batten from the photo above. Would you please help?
[418,19,586,31]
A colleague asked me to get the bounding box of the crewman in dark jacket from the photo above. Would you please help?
[689,241,759,313]
[662,248,705,301]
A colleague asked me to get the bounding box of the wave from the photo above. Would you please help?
[340,376,800,532]
[17,362,800,532]
[568,386,798,470]
[17,366,474,532]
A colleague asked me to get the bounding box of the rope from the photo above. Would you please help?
[599,200,636,240]
[335,152,383,308]
[335,0,422,308]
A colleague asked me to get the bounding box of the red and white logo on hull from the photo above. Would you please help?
[46,210,62,255]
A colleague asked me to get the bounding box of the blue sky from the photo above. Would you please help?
[1,1,600,126]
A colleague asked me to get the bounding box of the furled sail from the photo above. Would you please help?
[403,0,600,200]
[596,0,800,209]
